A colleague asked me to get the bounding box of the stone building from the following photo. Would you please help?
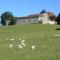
[16,12,56,24]
[16,12,52,24]
[16,14,39,24]
[38,13,49,24]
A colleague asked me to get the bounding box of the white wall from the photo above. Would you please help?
[42,13,49,24]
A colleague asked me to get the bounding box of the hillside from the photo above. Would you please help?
[0,24,60,60]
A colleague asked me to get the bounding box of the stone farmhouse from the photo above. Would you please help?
[16,12,56,24]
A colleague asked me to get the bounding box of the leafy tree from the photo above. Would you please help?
[1,11,16,26]
[49,15,56,21]
[55,13,60,25]
[8,17,16,25]
[1,13,6,26]
[48,12,56,21]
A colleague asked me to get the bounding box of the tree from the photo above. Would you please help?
[1,13,6,26]
[55,13,60,25]
[49,15,56,21]
[48,12,56,21]
[1,11,16,26]
[8,17,16,25]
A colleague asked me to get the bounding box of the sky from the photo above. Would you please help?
[0,0,60,17]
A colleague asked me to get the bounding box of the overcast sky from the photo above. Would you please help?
[0,0,60,16]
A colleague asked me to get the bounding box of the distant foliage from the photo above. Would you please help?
[48,12,56,21]
[1,14,6,26]
[1,11,16,26]
[55,13,60,25]
[8,17,16,25]
[49,15,56,21]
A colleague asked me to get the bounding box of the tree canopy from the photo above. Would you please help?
[55,13,60,25]
[1,11,16,26]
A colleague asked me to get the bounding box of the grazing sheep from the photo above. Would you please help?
[21,40,25,43]
[9,44,13,48]
[21,43,26,47]
[11,38,14,41]
[18,44,22,49]
[31,46,35,50]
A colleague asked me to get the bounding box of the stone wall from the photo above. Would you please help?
[42,13,49,24]
[16,17,38,24]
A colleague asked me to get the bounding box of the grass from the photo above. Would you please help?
[0,24,60,60]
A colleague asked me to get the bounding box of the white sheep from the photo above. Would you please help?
[31,45,35,50]
[18,44,22,49]
[11,38,15,41]
[21,43,26,47]
[21,40,25,43]
[9,44,13,48]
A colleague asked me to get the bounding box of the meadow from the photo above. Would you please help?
[0,24,60,60]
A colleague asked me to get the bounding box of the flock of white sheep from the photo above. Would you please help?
[7,36,36,50]
[6,34,59,51]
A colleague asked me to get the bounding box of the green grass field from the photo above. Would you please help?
[0,24,60,60]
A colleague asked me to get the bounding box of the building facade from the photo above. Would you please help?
[16,13,51,24]
[16,12,56,24]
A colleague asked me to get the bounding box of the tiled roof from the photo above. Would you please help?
[16,13,43,19]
